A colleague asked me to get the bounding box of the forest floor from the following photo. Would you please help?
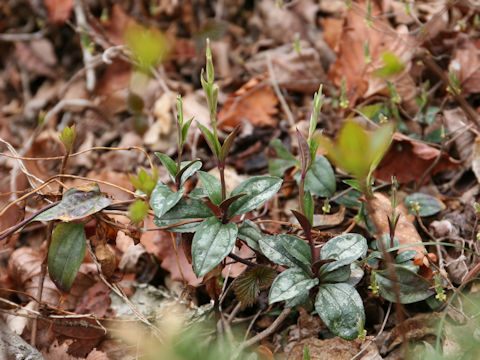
[1,0,480,359]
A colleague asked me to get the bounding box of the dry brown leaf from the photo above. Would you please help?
[321,17,344,52]
[443,108,474,165]
[99,4,135,46]
[75,282,111,318]
[374,132,459,184]
[44,0,74,24]
[245,44,327,93]
[449,38,480,96]
[7,247,97,310]
[327,1,417,110]
[218,75,278,129]
[366,192,426,259]
[288,337,364,360]
[14,40,57,78]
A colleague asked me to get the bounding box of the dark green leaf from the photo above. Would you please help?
[34,184,112,222]
[269,268,318,304]
[268,158,297,177]
[303,191,314,224]
[333,188,362,208]
[155,152,177,179]
[150,181,185,218]
[405,193,445,217]
[197,171,222,206]
[319,233,367,273]
[346,263,364,286]
[238,220,262,251]
[233,266,276,307]
[188,187,207,199]
[395,250,417,263]
[269,139,297,162]
[279,234,312,266]
[153,198,213,232]
[48,222,86,292]
[219,126,240,163]
[320,265,350,283]
[192,216,238,277]
[304,156,336,197]
[177,160,202,187]
[259,235,304,269]
[197,121,220,157]
[376,265,435,304]
[181,117,194,144]
[315,283,365,340]
[229,176,282,217]
[285,290,311,308]
[375,233,399,251]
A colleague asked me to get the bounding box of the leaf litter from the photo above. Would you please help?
[1,0,480,359]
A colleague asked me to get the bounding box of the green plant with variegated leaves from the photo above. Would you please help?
[150,40,282,278]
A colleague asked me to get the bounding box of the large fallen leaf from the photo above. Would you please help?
[327,1,417,110]
[7,247,97,310]
[374,133,459,184]
[218,75,278,129]
[449,38,480,96]
[245,44,328,93]
[366,192,425,257]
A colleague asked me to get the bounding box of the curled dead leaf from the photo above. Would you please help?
[218,75,278,129]
[374,133,459,184]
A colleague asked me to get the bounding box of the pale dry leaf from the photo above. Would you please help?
[366,192,426,259]
[258,0,308,44]
[44,0,74,24]
[443,108,474,165]
[288,337,363,360]
[218,75,278,129]
[16,38,57,77]
[449,38,480,96]
[472,136,480,184]
[8,247,97,310]
[245,43,327,93]
[328,1,417,111]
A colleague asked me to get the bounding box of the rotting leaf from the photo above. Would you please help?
[33,184,112,222]
[48,222,87,292]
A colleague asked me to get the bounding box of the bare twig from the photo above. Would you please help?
[74,0,96,91]
[237,307,292,352]
[266,54,295,127]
